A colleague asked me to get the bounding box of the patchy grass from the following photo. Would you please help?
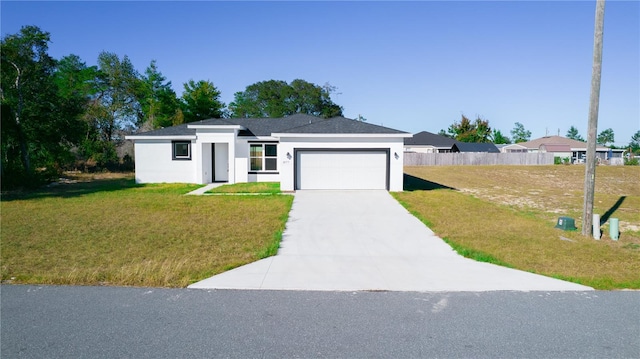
[1,174,293,287]
[208,182,281,194]
[394,166,640,290]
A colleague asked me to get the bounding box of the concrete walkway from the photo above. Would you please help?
[189,190,593,292]
[186,183,225,195]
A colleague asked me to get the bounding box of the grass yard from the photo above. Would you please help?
[394,165,640,290]
[207,182,281,194]
[1,173,293,288]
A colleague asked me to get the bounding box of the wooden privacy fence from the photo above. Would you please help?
[404,152,555,166]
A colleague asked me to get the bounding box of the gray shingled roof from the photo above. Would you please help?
[131,123,195,136]
[276,116,408,134]
[452,142,500,153]
[404,131,458,147]
[130,114,408,137]
[234,114,326,136]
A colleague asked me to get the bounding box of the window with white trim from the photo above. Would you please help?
[250,144,277,171]
[172,141,191,160]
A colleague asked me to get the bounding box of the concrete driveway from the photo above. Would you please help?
[189,191,592,291]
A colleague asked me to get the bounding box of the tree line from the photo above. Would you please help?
[439,114,640,152]
[1,26,343,189]
[4,26,638,189]
[438,115,534,144]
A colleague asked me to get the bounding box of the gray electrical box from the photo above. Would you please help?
[555,217,577,231]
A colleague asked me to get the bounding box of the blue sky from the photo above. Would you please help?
[2,1,638,145]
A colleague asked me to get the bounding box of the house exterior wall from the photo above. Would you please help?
[133,139,196,183]
[499,144,528,153]
[235,138,250,183]
[248,172,281,182]
[404,145,436,153]
[277,136,405,192]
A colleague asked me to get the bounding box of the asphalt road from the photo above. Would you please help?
[1,285,638,358]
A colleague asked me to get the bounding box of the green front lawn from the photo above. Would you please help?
[207,182,281,194]
[1,174,293,287]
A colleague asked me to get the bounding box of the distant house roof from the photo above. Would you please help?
[452,142,500,153]
[404,131,458,148]
[497,143,528,149]
[540,144,571,152]
[518,136,609,151]
[129,113,410,138]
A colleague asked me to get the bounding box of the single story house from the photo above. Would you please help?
[496,143,528,153]
[125,114,412,191]
[451,142,500,153]
[517,136,623,163]
[404,131,458,153]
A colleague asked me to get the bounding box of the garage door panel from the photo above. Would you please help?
[296,150,387,190]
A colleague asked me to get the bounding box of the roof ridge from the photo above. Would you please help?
[331,116,402,131]
[190,117,237,126]
[278,116,329,132]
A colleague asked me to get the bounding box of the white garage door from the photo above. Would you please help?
[296,150,388,190]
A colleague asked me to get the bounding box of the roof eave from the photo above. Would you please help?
[187,124,245,130]
[246,135,278,141]
[272,133,412,138]
[125,135,197,140]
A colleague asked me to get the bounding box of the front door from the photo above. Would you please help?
[213,143,229,182]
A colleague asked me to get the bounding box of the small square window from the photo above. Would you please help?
[265,158,277,171]
[250,144,263,157]
[173,141,191,160]
[265,144,277,157]
[250,158,262,171]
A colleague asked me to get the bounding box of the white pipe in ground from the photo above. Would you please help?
[593,214,601,240]
[610,218,619,240]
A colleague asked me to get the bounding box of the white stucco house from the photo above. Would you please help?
[125,114,412,191]
[496,143,528,153]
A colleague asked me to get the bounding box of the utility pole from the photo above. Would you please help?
[582,0,606,236]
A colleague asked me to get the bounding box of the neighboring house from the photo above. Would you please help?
[539,144,573,160]
[451,142,500,153]
[125,114,411,191]
[496,143,528,153]
[517,136,622,163]
[404,131,458,153]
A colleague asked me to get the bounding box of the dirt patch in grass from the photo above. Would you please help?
[1,175,293,288]
[395,166,640,289]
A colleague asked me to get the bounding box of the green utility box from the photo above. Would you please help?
[555,217,577,231]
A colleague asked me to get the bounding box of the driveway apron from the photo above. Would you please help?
[189,190,592,291]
